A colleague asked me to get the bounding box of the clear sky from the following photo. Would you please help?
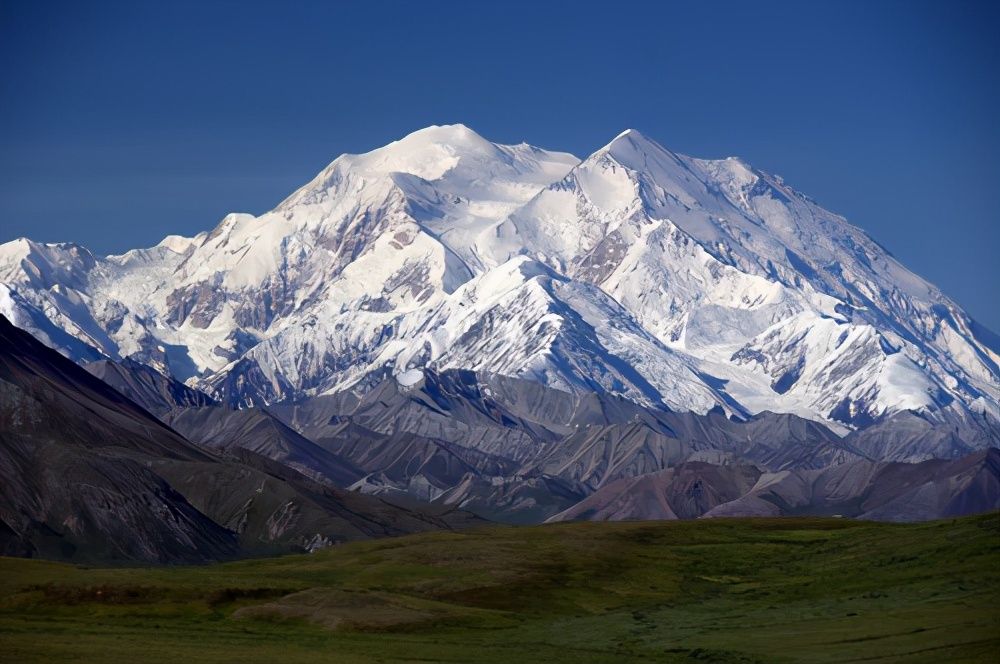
[1,0,997,329]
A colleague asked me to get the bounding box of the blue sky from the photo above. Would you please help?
[1,0,997,329]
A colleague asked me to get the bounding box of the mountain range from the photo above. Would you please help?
[2,125,996,429]
[1,125,998,562]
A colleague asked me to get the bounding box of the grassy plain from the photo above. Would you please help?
[1,514,997,663]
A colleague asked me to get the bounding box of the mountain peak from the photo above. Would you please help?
[385,123,494,153]
[329,123,501,183]
[611,127,645,141]
[405,123,480,140]
[597,128,679,170]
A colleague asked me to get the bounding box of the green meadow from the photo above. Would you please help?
[1,514,997,663]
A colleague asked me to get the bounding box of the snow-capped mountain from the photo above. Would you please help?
[1,124,997,429]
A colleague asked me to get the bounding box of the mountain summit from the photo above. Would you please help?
[1,126,997,429]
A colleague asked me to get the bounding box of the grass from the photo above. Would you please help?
[1,514,998,663]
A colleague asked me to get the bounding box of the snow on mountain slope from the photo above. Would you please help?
[0,125,996,430]
[488,129,998,426]
[0,283,104,362]
[202,256,725,412]
[0,125,577,378]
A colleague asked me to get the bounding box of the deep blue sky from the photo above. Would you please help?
[1,1,998,329]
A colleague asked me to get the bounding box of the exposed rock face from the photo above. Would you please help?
[85,357,217,417]
[163,407,364,488]
[0,315,481,564]
[547,462,764,522]
[844,409,1000,462]
[698,449,1000,522]
[0,315,236,563]
[545,450,1000,524]
[257,368,999,524]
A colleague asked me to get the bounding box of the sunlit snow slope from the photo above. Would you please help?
[1,125,997,429]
